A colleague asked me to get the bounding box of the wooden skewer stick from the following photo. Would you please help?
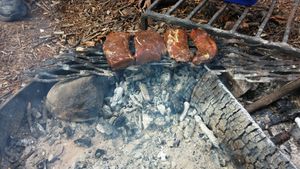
[246,78,300,113]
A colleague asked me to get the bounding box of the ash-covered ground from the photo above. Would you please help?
[2,65,236,169]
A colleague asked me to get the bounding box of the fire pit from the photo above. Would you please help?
[0,55,232,168]
[0,43,297,168]
[0,0,299,168]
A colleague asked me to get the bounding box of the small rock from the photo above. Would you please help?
[35,123,46,135]
[36,159,47,169]
[63,126,75,138]
[224,71,252,97]
[113,116,127,128]
[187,108,198,117]
[32,109,42,119]
[95,149,106,158]
[47,153,54,162]
[74,137,92,148]
[102,105,113,119]
[74,161,87,169]
[96,120,115,136]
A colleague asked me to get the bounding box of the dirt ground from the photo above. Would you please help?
[0,0,144,104]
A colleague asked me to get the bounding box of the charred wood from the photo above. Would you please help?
[246,78,300,113]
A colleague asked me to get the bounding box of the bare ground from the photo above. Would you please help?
[0,0,142,104]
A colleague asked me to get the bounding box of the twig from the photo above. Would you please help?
[117,2,134,11]
[32,37,57,48]
[35,2,50,13]
[246,78,300,113]
[270,131,291,145]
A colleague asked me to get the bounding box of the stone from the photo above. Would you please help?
[187,108,198,117]
[113,116,127,128]
[224,71,253,98]
[74,161,87,169]
[95,149,106,158]
[74,137,92,148]
[35,123,46,136]
[102,105,113,119]
[63,126,75,138]
[32,109,42,119]
[96,120,115,136]
[46,76,107,122]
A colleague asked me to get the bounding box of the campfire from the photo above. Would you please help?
[0,0,300,169]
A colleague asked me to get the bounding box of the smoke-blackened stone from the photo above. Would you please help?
[74,137,92,148]
[95,149,106,158]
[46,76,106,122]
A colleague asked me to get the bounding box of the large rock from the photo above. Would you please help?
[46,76,106,122]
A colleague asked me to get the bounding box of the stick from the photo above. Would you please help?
[246,78,300,113]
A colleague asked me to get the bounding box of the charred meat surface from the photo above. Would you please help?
[103,32,134,70]
[134,30,166,64]
[164,29,193,62]
[190,29,217,65]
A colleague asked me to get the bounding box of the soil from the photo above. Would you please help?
[0,0,143,105]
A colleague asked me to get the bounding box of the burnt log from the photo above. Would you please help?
[246,78,300,113]
[190,70,297,168]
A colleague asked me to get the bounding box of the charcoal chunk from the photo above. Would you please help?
[95,149,106,158]
[113,116,127,128]
[74,137,92,148]
[63,126,75,138]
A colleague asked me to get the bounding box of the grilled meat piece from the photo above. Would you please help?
[190,29,217,65]
[164,29,193,62]
[134,30,166,64]
[103,32,135,70]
